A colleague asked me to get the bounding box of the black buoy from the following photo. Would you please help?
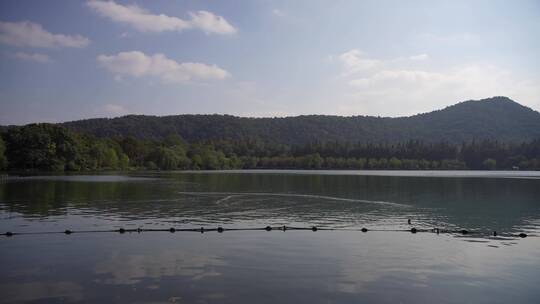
[118,228,125,234]
[408,219,411,225]
[169,227,176,233]
[137,228,142,233]
[265,226,272,231]
[411,227,417,234]
[5,231,13,237]
[361,227,368,233]
[519,233,527,238]
[200,227,204,233]
[312,226,318,232]
[282,225,287,231]
[64,229,72,235]
[461,229,468,235]
[217,227,224,233]
[493,231,497,237]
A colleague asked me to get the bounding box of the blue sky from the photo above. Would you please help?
[1,0,539,125]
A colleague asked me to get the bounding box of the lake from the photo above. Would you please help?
[1,170,539,303]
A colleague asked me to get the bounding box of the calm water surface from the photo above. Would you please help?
[1,170,539,303]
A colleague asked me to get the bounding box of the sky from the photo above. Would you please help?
[1,0,539,125]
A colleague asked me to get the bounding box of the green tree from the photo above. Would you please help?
[102,148,119,169]
[119,153,130,170]
[145,161,158,170]
[0,136,7,170]
[191,154,203,169]
[201,150,219,169]
[4,124,80,171]
[239,156,258,169]
[482,158,497,170]
[150,147,179,170]
[120,136,150,167]
[163,134,186,148]
[171,145,190,169]
[389,157,402,169]
[368,158,379,169]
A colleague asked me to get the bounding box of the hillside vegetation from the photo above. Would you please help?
[61,97,540,144]
[1,96,540,171]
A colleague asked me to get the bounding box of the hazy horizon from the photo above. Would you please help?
[0,95,534,126]
[1,1,540,125]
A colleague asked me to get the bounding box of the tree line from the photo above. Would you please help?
[0,123,539,171]
[61,97,540,145]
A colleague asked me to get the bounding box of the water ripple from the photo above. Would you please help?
[177,191,409,207]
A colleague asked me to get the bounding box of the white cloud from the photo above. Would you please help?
[272,9,285,17]
[408,54,429,61]
[336,49,540,116]
[86,0,236,35]
[421,32,479,45]
[338,49,380,75]
[14,52,51,63]
[0,21,89,48]
[188,10,236,35]
[97,51,230,84]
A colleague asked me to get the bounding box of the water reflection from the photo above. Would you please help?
[9,231,530,303]
[94,250,225,285]
[1,281,84,303]
[1,172,539,237]
[0,170,540,304]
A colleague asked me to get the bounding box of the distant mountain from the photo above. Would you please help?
[61,96,540,144]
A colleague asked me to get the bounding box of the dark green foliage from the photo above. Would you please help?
[61,97,540,144]
[3,124,79,171]
[0,136,7,170]
[483,158,497,170]
[119,136,151,168]
[2,124,129,171]
[150,147,179,170]
[2,124,539,171]
[1,97,540,171]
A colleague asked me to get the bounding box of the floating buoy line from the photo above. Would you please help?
[2,225,531,239]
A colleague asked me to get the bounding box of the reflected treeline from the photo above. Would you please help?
[1,173,539,236]
[174,173,540,232]
[0,178,178,217]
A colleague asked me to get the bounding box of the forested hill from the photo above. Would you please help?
[61,96,540,144]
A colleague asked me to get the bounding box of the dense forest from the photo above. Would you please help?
[61,97,540,144]
[1,123,539,171]
[2,96,540,171]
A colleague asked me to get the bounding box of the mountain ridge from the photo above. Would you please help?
[50,96,540,144]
